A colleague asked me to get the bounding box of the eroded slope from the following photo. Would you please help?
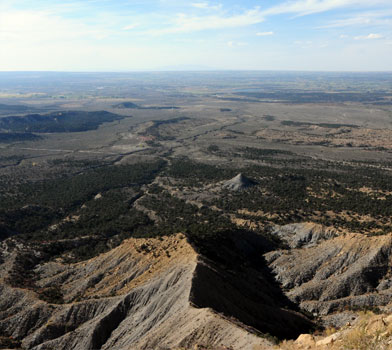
[266,223,392,316]
[2,233,306,350]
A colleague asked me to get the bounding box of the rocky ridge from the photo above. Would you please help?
[3,222,392,349]
[0,233,311,350]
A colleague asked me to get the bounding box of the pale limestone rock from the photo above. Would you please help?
[295,333,315,346]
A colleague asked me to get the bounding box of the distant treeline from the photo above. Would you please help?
[233,91,392,104]
[0,103,33,113]
[141,117,190,140]
[281,120,358,128]
[0,110,126,133]
[113,101,180,110]
[0,132,42,143]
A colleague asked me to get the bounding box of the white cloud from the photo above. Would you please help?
[293,40,329,49]
[294,40,313,45]
[256,31,274,36]
[320,9,392,28]
[227,41,248,47]
[141,1,392,38]
[339,34,348,38]
[191,2,222,11]
[146,8,264,35]
[262,0,391,17]
[123,24,139,31]
[321,16,372,27]
[0,10,109,43]
[1,0,391,71]
[354,33,383,40]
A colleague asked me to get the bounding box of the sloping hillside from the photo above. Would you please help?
[266,223,392,316]
[0,233,312,350]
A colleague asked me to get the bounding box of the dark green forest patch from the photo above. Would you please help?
[0,110,126,133]
[0,132,42,143]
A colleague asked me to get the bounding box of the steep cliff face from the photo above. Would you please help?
[266,223,392,316]
[0,233,312,350]
[189,230,314,340]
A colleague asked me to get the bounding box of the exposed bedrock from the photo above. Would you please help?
[266,223,392,316]
[189,229,314,339]
[1,232,312,350]
[4,223,392,349]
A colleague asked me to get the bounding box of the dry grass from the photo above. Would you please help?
[276,312,392,350]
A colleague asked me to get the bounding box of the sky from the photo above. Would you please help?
[0,0,391,71]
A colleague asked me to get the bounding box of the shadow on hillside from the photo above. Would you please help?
[188,229,315,340]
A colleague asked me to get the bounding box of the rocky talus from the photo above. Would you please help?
[0,233,312,350]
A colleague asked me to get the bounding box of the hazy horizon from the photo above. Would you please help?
[1,0,392,72]
[1,69,392,73]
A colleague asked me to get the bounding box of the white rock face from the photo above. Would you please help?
[222,173,256,191]
[265,224,392,316]
[271,222,337,249]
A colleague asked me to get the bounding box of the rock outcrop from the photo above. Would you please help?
[222,174,257,191]
[266,223,392,316]
[0,233,312,350]
[5,221,390,349]
[278,311,392,349]
[270,223,337,249]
